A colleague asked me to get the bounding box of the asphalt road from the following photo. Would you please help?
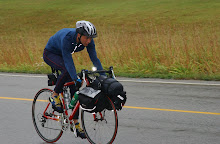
[0,73,220,144]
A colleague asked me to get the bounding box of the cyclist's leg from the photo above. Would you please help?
[43,49,72,111]
[43,49,85,138]
[66,79,80,121]
[73,110,79,122]
[43,49,69,93]
[72,113,86,139]
[67,83,85,138]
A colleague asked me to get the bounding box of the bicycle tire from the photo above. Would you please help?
[81,96,118,144]
[32,88,63,143]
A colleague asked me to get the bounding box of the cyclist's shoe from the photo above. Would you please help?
[70,122,86,139]
[49,95,63,113]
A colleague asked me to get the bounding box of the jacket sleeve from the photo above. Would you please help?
[86,40,104,71]
[61,37,78,81]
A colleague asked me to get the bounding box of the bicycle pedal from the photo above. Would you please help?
[73,128,78,138]
[70,124,77,137]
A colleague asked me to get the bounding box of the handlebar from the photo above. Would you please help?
[63,66,115,89]
[77,66,115,79]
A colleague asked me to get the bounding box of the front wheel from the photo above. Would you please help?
[81,96,118,144]
[32,88,63,143]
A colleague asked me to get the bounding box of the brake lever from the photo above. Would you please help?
[79,70,87,90]
[109,66,116,79]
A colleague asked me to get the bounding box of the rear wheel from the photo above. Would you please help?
[81,96,118,144]
[32,88,63,143]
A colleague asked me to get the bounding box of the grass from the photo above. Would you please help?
[0,0,220,80]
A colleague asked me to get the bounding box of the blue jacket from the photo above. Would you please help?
[45,28,104,81]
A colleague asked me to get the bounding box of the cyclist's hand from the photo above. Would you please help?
[75,79,82,90]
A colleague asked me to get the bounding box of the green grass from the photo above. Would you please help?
[0,0,220,80]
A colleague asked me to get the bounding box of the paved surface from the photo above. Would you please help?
[0,73,220,144]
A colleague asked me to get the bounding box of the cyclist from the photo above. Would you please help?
[43,20,104,139]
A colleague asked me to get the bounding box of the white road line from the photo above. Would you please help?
[0,73,220,86]
[119,80,220,86]
[0,73,45,78]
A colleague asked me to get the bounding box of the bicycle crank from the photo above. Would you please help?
[61,114,69,131]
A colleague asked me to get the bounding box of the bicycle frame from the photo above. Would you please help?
[42,77,103,125]
[41,82,81,123]
[43,79,107,128]
[42,66,116,128]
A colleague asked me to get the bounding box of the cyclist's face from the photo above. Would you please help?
[80,35,92,47]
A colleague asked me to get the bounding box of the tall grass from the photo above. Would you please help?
[0,0,220,80]
[95,22,220,79]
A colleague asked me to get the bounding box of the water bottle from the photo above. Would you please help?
[69,91,79,109]
[63,91,70,110]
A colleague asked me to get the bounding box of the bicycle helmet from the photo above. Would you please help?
[76,20,97,38]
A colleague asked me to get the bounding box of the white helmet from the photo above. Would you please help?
[76,20,97,38]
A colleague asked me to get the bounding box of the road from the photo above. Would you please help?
[0,73,220,144]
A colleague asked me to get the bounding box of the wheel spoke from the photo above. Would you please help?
[81,96,118,144]
[32,88,63,143]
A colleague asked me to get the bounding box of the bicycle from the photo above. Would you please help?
[32,66,118,144]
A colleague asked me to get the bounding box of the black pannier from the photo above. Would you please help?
[47,73,57,86]
[92,75,127,110]
[93,75,123,97]
[112,91,127,110]
[47,67,59,86]
[78,87,108,112]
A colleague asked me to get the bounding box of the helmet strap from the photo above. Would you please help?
[77,34,82,47]
[72,34,83,54]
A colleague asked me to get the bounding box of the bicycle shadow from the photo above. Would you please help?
[39,139,89,144]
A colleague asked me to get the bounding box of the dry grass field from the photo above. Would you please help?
[0,0,219,80]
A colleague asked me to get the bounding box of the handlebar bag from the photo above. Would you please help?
[94,76,124,98]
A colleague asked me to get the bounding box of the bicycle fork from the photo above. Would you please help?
[93,111,107,123]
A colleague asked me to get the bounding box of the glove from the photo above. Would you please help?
[75,79,82,90]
